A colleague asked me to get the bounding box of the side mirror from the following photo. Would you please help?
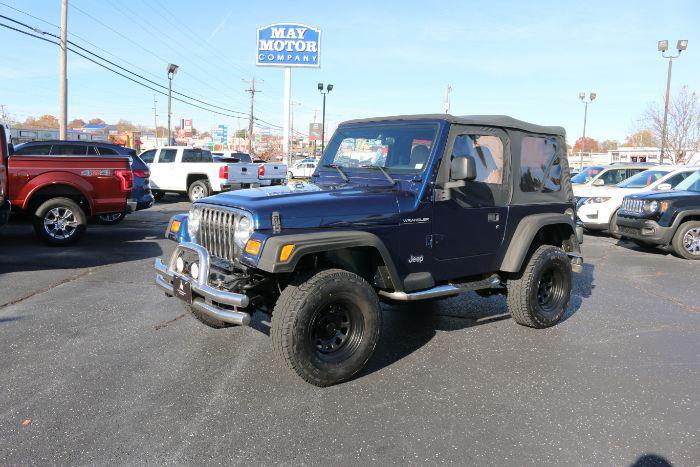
[451,156,476,181]
[656,183,672,191]
[592,178,605,187]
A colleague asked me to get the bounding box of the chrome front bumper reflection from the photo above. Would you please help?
[154,242,251,326]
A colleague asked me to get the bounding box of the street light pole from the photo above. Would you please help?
[59,0,68,141]
[578,92,596,170]
[166,63,179,145]
[658,39,688,163]
[318,83,333,155]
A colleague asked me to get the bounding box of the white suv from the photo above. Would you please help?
[576,166,698,234]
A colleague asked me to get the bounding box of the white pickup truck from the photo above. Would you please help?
[222,158,288,190]
[138,146,229,202]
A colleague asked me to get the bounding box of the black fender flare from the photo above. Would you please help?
[499,213,578,273]
[256,230,404,292]
[672,209,700,230]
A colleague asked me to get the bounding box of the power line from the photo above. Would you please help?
[0,15,282,129]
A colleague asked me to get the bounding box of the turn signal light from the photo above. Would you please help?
[170,219,182,233]
[244,239,262,256]
[279,244,295,262]
[660,201,669,213]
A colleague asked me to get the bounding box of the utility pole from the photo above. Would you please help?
[152,95,158,146]
[444,84,452,114]
[59,0,68,140]
[290,101,301,154]
[244,78,260,156]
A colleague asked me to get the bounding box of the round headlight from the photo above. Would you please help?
[643,200,659,214]
[188,205,202,241]
[176,256,184,273]
[190,262,199,280]
[234,215,254,249]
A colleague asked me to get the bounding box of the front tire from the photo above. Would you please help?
[33,197,87,245]
[188,180,211,202]
[507,245,572,328]
[671,221,700,260]
[271,269,382,387]
[608,209,622,239]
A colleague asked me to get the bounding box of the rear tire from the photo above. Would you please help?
[96,212,125,225]
[188,180,211,202]
[271,269,382,387]
[671,221,700,260]
[33,197,87,245]
[507,245,572,328]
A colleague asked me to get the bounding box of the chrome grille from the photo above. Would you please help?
[621,198,644,214]
[199,206,241,263]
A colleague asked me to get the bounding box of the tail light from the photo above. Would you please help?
[133,169,150,178]
[115,169,134,192]
[258,165,265,177]
[219,165,228,179]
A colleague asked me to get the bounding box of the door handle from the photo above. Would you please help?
[487,212,500,222]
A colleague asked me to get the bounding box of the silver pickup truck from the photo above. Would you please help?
[217,152,287,189]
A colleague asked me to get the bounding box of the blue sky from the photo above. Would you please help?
[1,0,698,143]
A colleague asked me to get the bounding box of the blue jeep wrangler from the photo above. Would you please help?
[155,115,584,386]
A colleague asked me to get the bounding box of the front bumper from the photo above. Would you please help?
[576,202,613,229]
[154,242,251,326]
[615,215,674,245]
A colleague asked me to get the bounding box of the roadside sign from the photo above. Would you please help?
[256,23,321,68]
[309,123,322,141]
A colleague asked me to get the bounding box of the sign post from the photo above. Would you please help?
[256,23,321,166]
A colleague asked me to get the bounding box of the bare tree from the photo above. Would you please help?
[642,86,700,164]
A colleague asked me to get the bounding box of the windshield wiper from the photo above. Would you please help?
[322,164,349,182]
[360,165,396,184]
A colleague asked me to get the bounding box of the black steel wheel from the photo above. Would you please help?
[507,245,572,328]
[272,269,382,387]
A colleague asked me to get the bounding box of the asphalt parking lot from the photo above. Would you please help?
[0,199,698,465]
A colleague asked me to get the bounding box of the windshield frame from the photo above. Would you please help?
[319,121,441,178]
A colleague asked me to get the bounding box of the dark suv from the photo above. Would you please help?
[13,141,154,223]
[154,115,584,386]
[616,169,700,259]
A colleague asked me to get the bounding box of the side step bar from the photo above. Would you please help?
[379,275,501,302]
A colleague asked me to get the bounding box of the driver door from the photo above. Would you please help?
[431,126,509,280]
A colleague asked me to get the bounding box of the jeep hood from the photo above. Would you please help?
[199,182,403,230]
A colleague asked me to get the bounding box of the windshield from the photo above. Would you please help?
[617,169,669,188]
[321,123,439,174]
[673,170,700,192]
[571,166,604,184]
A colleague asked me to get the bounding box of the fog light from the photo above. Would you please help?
[642,228,655,236]
[176,256,185,273]
[190,262,199,280]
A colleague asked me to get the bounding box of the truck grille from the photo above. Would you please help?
[621,198,644,214]
[199,206,243,263]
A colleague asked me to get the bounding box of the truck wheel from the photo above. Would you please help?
[153,191,165,201]
[671,221,700,260]
[271,269,382,387]
[96,212,125,225]
[33,197,87,246]
[188,180,211,202]
[506,245,572,328]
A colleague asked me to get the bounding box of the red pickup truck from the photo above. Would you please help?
[2,129,133,244]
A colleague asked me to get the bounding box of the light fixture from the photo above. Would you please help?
[590,92,597,101]
[327,84,333,92]
[317,82,324,91]
[658,40,668,52]
[677,39,688,51]
[579,92,586,100]
[167,63,179,75]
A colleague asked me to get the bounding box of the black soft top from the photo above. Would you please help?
[341,114,566,137]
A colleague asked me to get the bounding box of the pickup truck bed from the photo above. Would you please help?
[225,161,287,189]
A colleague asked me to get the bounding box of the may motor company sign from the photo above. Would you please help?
[256,23,321,67]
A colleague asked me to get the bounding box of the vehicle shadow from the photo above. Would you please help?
[0,218,164,275]
[615,238,676,257]
[630,453,673,467]
[361,263,595,378]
